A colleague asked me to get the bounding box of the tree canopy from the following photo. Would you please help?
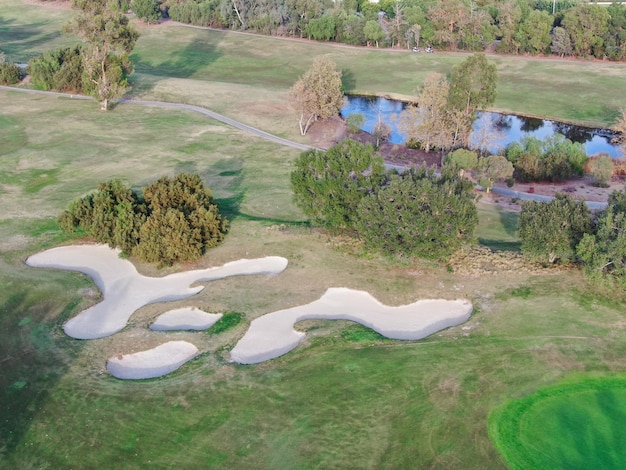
[291,139,385,228]
[289,56,343,135]
[448,53,497,115]
[58,173,228,266]
[518,193,591,264]
[64,0,140,110]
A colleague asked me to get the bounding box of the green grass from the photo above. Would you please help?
[489,376,626,470]
[207,311,244,334]
[476,202,521,251]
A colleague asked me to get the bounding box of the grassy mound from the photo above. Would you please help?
[489,375,626,470]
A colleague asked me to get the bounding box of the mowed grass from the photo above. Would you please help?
[489,376,626,469]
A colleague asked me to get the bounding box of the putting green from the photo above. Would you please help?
[489,376,626,469]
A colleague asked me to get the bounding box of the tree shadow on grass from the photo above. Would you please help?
[478,206,521,252]
[129,36,221,95]
[0,16,66,61]
[0,282,83,458]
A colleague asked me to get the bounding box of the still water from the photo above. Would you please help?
[341,95,623,158]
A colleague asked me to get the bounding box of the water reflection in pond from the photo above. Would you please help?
[341,95,623,158]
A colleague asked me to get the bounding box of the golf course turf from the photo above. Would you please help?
[489,375,626,470]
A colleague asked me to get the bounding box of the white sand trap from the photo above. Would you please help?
[26,244,288,339]
[107,341,200,379]
[150,307,222,331]
[230,288,472,364]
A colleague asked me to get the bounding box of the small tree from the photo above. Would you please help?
[289,56,343,136]
[346,113,365,134]
[444,148,478,177]
[354,171,478,260]
[477,155,513,191]
[290,139,385,229]
[131,0,161,24]
[587,155,614,187]
[519,193,592,264]
[448,53,497,116]
[364,20,385,47]
[64,0,140,110]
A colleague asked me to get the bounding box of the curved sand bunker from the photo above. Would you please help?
[150,307,222,331]
[26,244,288,339]
[230,288,472,364]
[107,341,199,379]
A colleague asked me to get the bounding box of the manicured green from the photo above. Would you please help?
[489,376,626,470]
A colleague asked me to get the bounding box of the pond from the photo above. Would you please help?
[341,95,623,158]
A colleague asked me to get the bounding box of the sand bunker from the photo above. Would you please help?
[107,341,200,379]
[230,288,472,364]
[26,244,288,339]
[150,307,222,331]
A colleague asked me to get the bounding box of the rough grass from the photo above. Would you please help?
[489,376,626,470]
[476,202,520,252]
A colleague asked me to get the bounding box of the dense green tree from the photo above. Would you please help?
[290,139,385,229]
[444,148,478,177]
[354,170,477,259]
[64,0,140,110]
[28,46,84,92]
[58,179,146,253]
[448,53,497,116]
[477,155,514,191]
[306,14,336,40]
[603,3,626,61]
[496,0,523,54]
[364,19,385,47]
[58,173,227,265]
[577,189,626,285]
[289,56,343,135]
[131,0,162,23]
[0,53,22,85]
[519,193,592,264]
[562,5,610,58]
[516,9,552,55]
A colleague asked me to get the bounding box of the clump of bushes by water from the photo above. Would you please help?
[505,134,588,183]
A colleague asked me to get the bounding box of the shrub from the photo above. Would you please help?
[444,148,478,177]
[29,46,84,92]
[131,0,161,24]
[0,61,22,85]
[587,154,614,187]
[58,173,227,266]
[346,113,365,134]
[291,140,385,229]
[354,171,478,260]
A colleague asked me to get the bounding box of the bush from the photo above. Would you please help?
[29,46,84,92]
[519,193,592,264]
[354,170,478,260]
[58,173,227,266]
[0,61,22,85]
[444,148,478,177]
[587,154,614,187]
[291,140,385,229]
[131,0,161,24]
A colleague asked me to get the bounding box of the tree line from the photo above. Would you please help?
[162,0,626,61]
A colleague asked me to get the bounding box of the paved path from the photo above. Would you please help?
[0,85,610,208]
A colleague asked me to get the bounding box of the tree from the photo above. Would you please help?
[613,108,626,152]
[290,139,385,229]
[57,179,146,254]
[58,173,228,265]
[444,148,478,177]
[519,193,592,264]
[0,52,22,85]
[448,53,497,116]
[515,9,552,55]
[64,0,140,110]
[28,46,84,92]
[289,56,343,135]
[551,27,573,57]
[346,113,365,133]
[587,155,614,187]
[354,170,478,260]
[131,0,162,24]
[398,72,450,153]
[477,155,514,192]
[562,5,610,58]
[577,189,626,285]
[364,20,385,47]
